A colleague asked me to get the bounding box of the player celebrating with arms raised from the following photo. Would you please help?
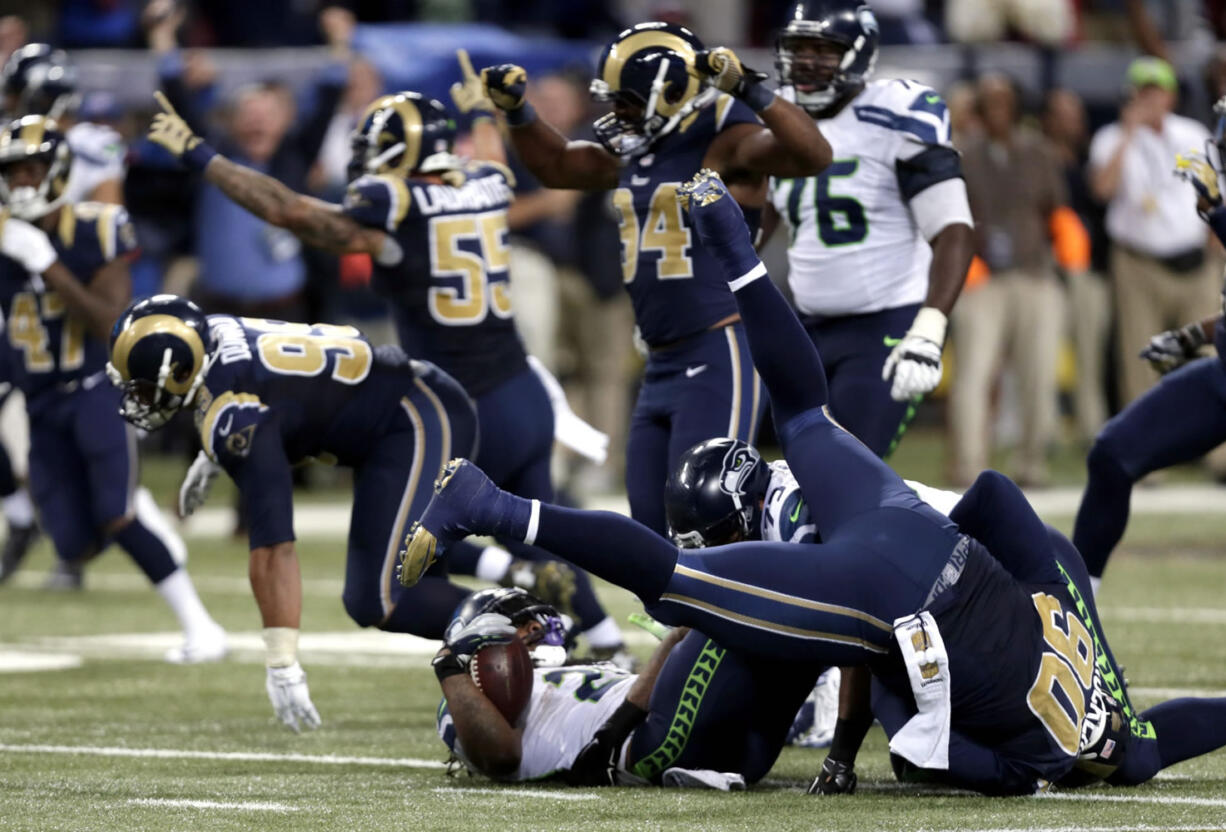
[477,22,830,534]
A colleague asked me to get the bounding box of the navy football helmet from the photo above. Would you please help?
[665,438,771,548]
[0,115,72,220]
[590,21,718,157]
[449,587,571,668]
[775,1,879,117]
[107,295,213,431]
[348,91,458,181]
[2,44,79,120]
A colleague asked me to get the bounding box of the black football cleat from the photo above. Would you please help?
[0,522,39,584]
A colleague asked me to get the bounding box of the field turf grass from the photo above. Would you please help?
[2,437,1226,831]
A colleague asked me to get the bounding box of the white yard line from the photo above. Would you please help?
[0,743,445,769]
[128,798,300,812]
[1037,792,1226,808]
[431,787,598,801]
[895,827,1226,832]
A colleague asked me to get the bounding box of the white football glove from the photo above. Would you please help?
[444,612,517,665]
[178,450,222,518]
[883,307,947,402]
[0,213,58,274]
[265,661,322,732]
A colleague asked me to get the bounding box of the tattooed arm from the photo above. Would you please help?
[203,156,389,257]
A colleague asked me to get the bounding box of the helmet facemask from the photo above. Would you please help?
[775,15,878,118]
[107,348,211,432]
[591,54,716,158]
[0,144,69,221]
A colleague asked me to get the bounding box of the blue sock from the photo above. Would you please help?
[1111,698,1226,785]
[446,539,486,575]
[113,518,178,584]
[1072,441,1134,578]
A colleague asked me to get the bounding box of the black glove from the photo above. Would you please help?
[807,756,858,795]
[480,64,528,111]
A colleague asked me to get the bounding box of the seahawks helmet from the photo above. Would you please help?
[449,587,571,668]
[2,44,79,120]
[0,115,72,220]
[107,295,213,431]
[348,91,458,181]
[775,1,879,117]
[590,22,717,157]
[665,438,771,548]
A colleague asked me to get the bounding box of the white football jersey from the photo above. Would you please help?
[760,459,961,544]
[771,79,953,316]
[439,663,635,781]
[64,122,125,204]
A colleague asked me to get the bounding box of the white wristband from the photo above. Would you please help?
[262,626,299,668]
[908,306,948,345]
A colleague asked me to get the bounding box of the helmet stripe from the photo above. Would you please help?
[391,96,423,176]
[601,30,698,92]
[18,117,45,148]
[110,313,206,392]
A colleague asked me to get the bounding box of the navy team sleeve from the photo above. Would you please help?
[342,174,410,233]
[201,394,295,549]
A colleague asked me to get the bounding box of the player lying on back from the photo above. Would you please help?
[145,69,631,663]
[402,170,1226,795]
[477,22,830,537]
[0,116,224,659]
[108,294,478,730]
[1072,128,1226,596]
[434,587,818,787]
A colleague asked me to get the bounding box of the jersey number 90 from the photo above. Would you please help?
[1026,592,1097,756]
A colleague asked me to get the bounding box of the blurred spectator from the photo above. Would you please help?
[946,80,983,148]
[868,0,940,44]
[946,0,1075,44]
[1044,88,1112,442]
[313,57,384,194]
[0,16,27,63]
[950,75,1071,487]
[57,0,143,48]
[1088,57,1216,407]
[149,4,349,321]
[473,0,623,40]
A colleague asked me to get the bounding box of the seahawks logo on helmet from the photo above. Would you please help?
[719,444,763,509]
[665,438,772,549]
[590,21,719,157]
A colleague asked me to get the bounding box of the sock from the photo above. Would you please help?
[134,487,187,566]
[475,546,513,582]
[154,568,218,637]
[582,615,623,650]
[114,517,180,585]
[1072,443,1134,579]
[3,488,34,528]
[1089,575,1102,598]
[1150,697,1226,770]
[828,714,874,765]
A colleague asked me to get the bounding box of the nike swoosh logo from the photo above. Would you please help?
[789,499,804,523]
[925,94,941,104]
[219,414,234,436]
[883,335,903,347]
[631,175,650,186]
[685,364,708,378]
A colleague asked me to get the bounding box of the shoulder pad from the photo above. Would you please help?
[343,174,411,232]
[853,79,951,147]
[197,390,269,463]
[61,202,136,261]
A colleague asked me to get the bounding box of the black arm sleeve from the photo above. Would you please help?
[895,145,963,202]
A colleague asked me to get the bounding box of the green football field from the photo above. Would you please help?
[2,439,1226,832]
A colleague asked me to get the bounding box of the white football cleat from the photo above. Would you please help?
[662,768,747,791]
[793,667,840,748]
[165,622,228,664]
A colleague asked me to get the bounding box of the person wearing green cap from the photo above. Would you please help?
[1089,56,1217,408]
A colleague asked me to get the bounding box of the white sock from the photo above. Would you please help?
[475,546,513,582]
[135,486,187,566]
[155,568,218,638]
[1089,575,1102,599]
[3,488,34,528]
[583,615,623,650]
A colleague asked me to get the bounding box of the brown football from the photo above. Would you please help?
[470,638,534,724]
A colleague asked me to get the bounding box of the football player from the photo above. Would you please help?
[0,116,224,660]
[403,170,1226,795]
[3,45,125,205]
[1072,134,1226,596]
[475,22,831,536]
[108,290,479,730]
[143,68,630,662]
[764,0,973,455]
[434,587,817,787]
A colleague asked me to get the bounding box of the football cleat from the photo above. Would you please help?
[43,559,83,591]
[398,458,489,588]
[165,621,228,664]
[661,768,747,791]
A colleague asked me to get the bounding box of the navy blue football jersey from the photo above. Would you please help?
[0,203,136,411]
[342,161,526,395]
[612,94,762,347]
